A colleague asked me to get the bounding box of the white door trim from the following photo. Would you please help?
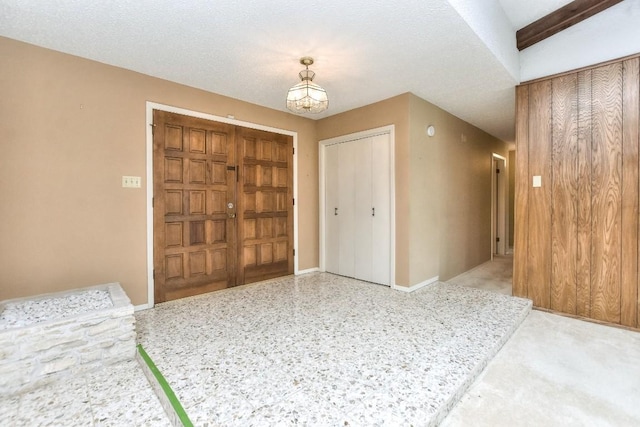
[144,102,299,309]
[318,125,396,287]
[491,153,507,259]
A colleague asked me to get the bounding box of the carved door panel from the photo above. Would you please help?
[153,111,237,303]
[153,111,293,302]
[236,127,294,284]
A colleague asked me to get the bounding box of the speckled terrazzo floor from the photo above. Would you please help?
[0,358,171,426]
[136,272,532,426]
[0,271,530,426]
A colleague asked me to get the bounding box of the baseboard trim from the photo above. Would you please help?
[392,276,439,293]
[134,303,152,312]
[296,267,320,275]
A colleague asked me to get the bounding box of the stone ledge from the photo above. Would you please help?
[0,283,136,396]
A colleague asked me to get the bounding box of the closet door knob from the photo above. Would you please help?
[372,207,375,217]
[334,207,338,216]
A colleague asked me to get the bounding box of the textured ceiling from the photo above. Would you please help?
[498,0,574,29]
[0,1,623,143]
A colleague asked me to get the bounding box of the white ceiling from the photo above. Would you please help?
[0,0,634,143]
[498,0,574,29]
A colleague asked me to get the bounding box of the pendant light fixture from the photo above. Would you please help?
[286,57,328,114]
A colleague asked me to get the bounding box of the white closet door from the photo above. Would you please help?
[354,137,373,282]
[338,141,357,278]
[323,130,392,286]
[371,134,391,285]
[324,143,341,274]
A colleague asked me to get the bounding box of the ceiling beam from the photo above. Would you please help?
[516,0,624,51]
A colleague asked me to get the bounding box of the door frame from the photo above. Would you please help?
[144,102,298,309]
[318,125,396,287]
[491,153,507,259]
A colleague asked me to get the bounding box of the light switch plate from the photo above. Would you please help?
[532,175,542,188]
[122,176,141,188]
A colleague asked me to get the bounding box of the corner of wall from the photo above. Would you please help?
[406,93,510,285]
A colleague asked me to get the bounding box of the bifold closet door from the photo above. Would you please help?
[325,143,341,275]
[354,138,373,282]
[324,134,391,286]
[325,139,368,279]
[370,134,391,285]
[337,141,357,277]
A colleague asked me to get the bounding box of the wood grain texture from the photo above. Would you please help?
[516,0,624,50]
[153,112,293,302]
[551,74,579,313]
[237,127,294,285]
[518,55,640,328]
[153,111,238,302]
[513,85,530,298]
[576,70,593,317]
[527,80,553,308]
[621,58,639,328]
[591,62,623,324]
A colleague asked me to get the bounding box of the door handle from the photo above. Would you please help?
[372,207,375,217]
[228,213,236,219]
[334,207,338,216]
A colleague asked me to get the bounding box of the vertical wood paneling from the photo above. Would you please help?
[513,85,530,298]
[591,63,623,324]
[551,74,579,313]
[621,58,639,328]
[576,70,593,318]
[527,80,553,308]
[517,54,640,329]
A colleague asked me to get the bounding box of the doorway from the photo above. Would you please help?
[151,110,294,303]
[492,154,507,257]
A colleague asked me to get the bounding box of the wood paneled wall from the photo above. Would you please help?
[514,55,640,329]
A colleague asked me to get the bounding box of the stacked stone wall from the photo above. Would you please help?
[0,283,135,396]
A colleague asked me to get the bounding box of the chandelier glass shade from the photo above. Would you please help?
[286,57,328,114]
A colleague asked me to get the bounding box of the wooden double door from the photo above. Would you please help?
[153,111,293,303]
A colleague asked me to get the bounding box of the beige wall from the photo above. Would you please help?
[407,95,509,282]
[317,94,508,287]
[1,36,509,303]
[0,37,318,305]
[316,95,411,286]
[407,95,441,284]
